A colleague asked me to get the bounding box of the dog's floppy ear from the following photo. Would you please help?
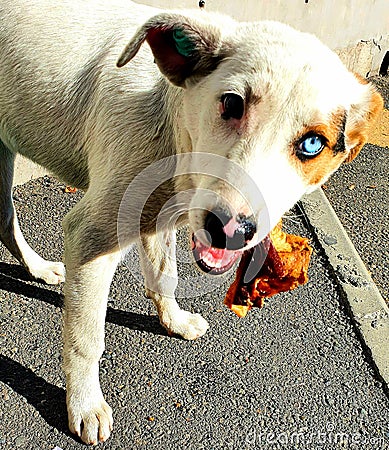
[116,13,230,87]
[344,77,384,163]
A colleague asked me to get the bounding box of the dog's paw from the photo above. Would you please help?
[67,394,113,445]
[28,260,65,284]
[162,309,209,340]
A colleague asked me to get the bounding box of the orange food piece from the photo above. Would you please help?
[224,221,312,317]
[64,186,78,193]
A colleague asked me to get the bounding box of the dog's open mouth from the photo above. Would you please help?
[191,234,243,275]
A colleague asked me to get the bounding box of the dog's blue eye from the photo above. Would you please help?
[298,135,325,157]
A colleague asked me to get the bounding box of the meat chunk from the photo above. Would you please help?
[224,221,312,317]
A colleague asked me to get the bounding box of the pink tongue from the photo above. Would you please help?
[192,232,241,273]
[200,244,237,268]
[207,247,227,259]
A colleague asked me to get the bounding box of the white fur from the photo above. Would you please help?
[0,0,380,444]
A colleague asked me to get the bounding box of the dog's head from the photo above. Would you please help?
[118,11,383,275]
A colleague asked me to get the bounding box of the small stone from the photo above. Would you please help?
[325,397,335,406]
[15,436,27,447]
[323,235,337,245]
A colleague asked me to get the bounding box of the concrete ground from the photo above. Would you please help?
[0,174,388,449]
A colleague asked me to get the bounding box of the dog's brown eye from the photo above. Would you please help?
[221,93,245,120]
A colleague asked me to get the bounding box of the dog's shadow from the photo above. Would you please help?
[0,262,166,335]
[0,261,167,438]
[0,354,71,435]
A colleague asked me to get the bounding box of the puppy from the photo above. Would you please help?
[0,0,382,444]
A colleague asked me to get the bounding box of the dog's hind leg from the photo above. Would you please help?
[140,230,209,340]
[0,141,65,284]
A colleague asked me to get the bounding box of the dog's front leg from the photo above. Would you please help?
[140,230,209,340]
[63,250,120,445]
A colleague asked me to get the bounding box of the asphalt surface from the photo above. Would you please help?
[323,75,389,302]
[0,176,389,449]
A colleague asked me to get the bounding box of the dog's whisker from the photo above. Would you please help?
[282,214,304,225]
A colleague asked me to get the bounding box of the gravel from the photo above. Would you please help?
[0,176,388,449]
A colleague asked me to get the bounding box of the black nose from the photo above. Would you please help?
[204,208,257,250]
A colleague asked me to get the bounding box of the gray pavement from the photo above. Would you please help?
[1,176,389,449]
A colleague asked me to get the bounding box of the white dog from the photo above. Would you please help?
[0,0,382,444]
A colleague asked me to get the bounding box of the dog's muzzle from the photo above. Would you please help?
[192,207,257,275]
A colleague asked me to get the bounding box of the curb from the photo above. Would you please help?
[14,155,48,186]
[300,188,389,388]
